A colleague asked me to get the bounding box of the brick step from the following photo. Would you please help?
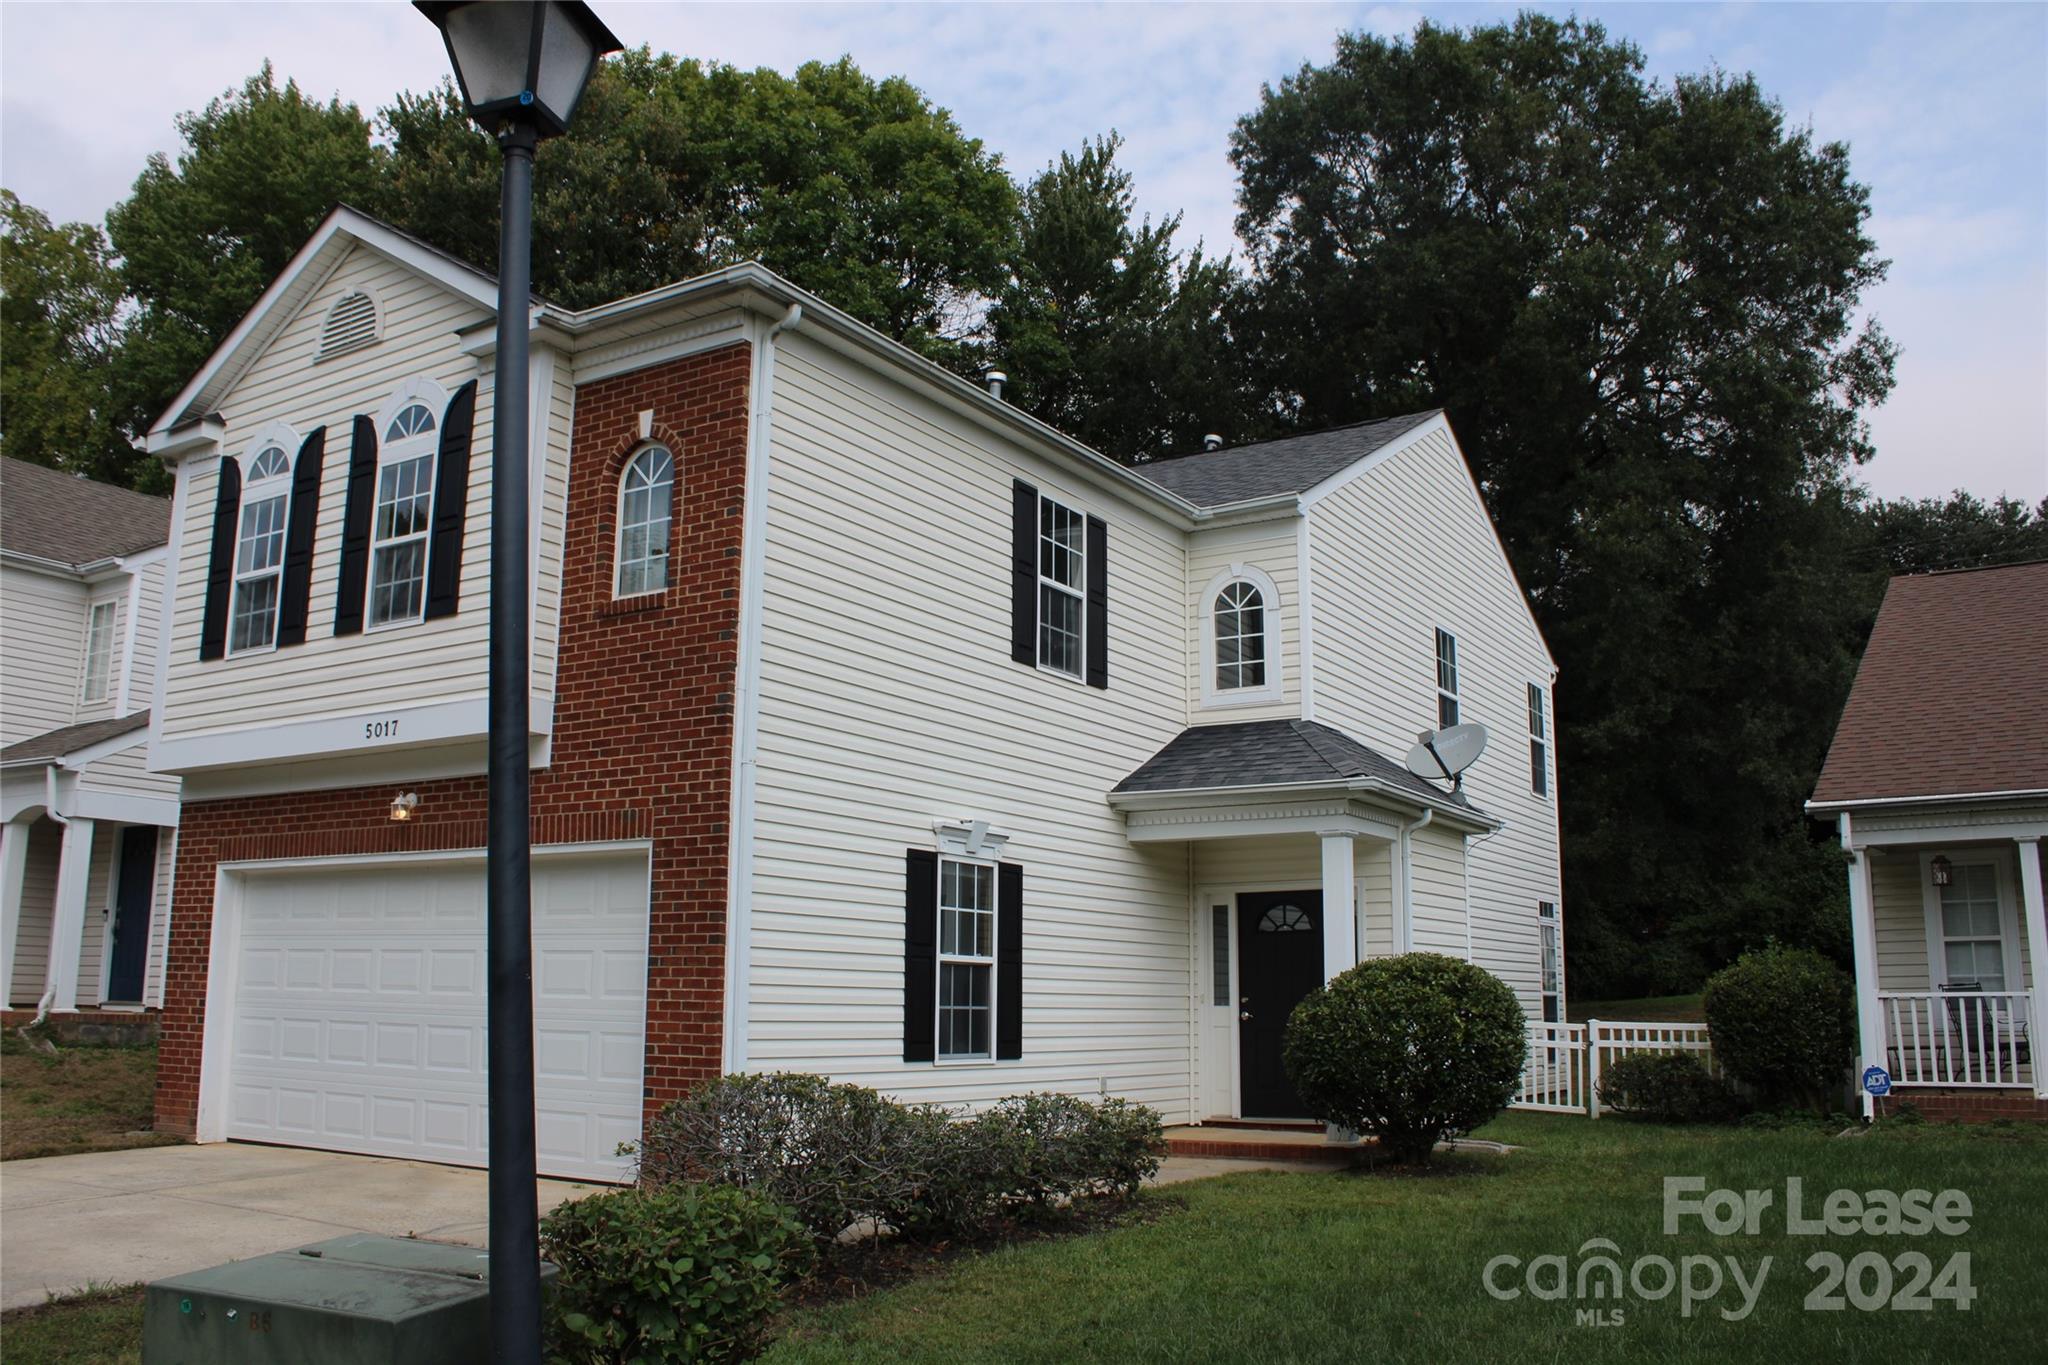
[1164,1127,1361,1164]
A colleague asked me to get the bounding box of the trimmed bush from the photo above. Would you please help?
[1598,1050,1742,1123]
[540,1184,809,1364]
[1703,945,1854,1111]
[1283,952,1528,1164]
[974,1092,1166,1216]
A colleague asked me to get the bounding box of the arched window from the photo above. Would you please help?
[229,435,295,653]
[615,445,674,597]
[1214,581,1266,690]
[368,388,441,627]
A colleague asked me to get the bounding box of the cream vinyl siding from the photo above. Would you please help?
[1,566,89,743]
[76,741,178,803]
[160,244,569,747]
[73,824,118,1006]
[146,826,176,1007]
[744,335,1195,1117]
[7,818,59,1005]
[1872,854,1931,992]
[1305,424,1560,1015]
[123,559,166,711]
[1409,820,1470,957]
[1186,520,1298,723]
[1191,835,1395,960]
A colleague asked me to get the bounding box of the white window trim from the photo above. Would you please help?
[1032,489,1088,684]
[1538,901,1563,1023]
[366,377,448,633]
[1435,627,1460,728]
[1198,563,1284,709]
[1528,682,1549,797]
[226,423,300,658]
[1919,850,2023,992]
[80,599,119,703]
[614,443,675,599]
[934,852,999,1066]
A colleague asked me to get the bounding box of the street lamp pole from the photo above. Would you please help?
[412,7,621,1361]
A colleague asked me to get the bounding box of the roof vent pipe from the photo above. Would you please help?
[984,369,1007,401]
[1203,433,1224,452]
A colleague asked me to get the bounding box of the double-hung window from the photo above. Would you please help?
[1435,628,1460,727]
[937,857,996,1060]
[369,402,437,627]
[1539,902,1562,1022]
[1936,861,2007,991]
[1528,684,1548,795]
[229,445,292,653]
[80,601,117,701]
[1037,496,1085,678]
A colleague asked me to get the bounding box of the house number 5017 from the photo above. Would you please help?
[364,719,400,740]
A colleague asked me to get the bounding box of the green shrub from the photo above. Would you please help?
[634,1072,930,1245]
[974,1092,1165,1216]
[1283,952,1527,1164]
[1599,1051,1742,1123]
[540,1184,809,1364]
[1702,945,1854,1111]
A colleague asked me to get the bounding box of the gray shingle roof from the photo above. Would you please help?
[1,711,150,766]
[1113,718,1478,814]
[0,458,170,567]
[1133,412,1441,507]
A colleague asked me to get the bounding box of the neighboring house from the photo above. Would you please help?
[139,207,1561,1181]
[1810,560,2048,1121]
[0,457,179,1020]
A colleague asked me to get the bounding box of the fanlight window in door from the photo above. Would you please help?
[1257,904,1313,933]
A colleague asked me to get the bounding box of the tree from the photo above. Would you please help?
[1231,16,1897,997]
[0,192,146,486]
[1867,491,2048,576]
[106,63,385,443]
[985,134,1249,459]
[383,52,1017,366]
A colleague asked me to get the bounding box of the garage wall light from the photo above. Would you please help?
[390,792,420,822]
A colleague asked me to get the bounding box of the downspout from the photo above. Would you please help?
[721,302,802,1072]
[1396,809,1433,955]
[29,766,69,1027]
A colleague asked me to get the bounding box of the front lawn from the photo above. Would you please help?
[766,1112,2047,1363]
[0,1285,142,1365]
[0,1030,178,1161]
[1568,994,1705,1022]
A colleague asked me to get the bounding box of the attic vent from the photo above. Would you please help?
[318,290,380,361]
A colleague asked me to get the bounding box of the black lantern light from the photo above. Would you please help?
[1931,855,1953,887]
[416,1,620,138]
[413,5,620,1364]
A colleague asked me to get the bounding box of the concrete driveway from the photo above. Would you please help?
[0,1143,598,1309]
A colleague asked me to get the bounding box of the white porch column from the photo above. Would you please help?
[2016,836,2048,1100]
[42,817,95,1013]
[0,817,32,1009]
[1841,815,1883,1119]
[1320,832,1358,982]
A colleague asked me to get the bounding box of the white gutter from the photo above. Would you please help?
[27,766,70,1027]
[1806,788,2048,814]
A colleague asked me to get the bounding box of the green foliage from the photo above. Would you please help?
[973,1092,1165,1215]
[1702,944,1855,1111]
[1868,491,2048,576]
[0,192,146,487]
[1598,1050,1742,1123]
[105,63,385,444]
[539,1183,809,1364]
[1231,15,1899,997]
[986,134,1249,459]
[1283,953,1527,1163]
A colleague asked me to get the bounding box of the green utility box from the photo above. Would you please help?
[143,1233,557,1364]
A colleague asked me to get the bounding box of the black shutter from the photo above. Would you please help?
[903,849,938,1063]
[332,414,377,636]
[1084,514,1108,689]
[1010,480,1037,665]
[423,380,478,621]
[997,861,1023,1060]
[197,457,242,661]
[274,426,326,647]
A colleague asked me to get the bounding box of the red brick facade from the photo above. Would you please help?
[1875,1089,2048,1123]
[154,342,753,1138]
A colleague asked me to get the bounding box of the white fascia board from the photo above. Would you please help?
[67,789,179,828]
[1109,776,1498,831]
[58,724,152,772]
[145,415,226,461]
[1807,789,2048,815]
[0,548,89,581]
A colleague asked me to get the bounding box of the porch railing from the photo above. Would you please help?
[1513,1022,1588,1112]
[1880,990,2033,1088]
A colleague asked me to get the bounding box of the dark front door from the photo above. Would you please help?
[1236,890,1324,1118]
[106,827,157,1004]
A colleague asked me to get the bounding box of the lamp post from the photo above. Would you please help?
[412,6,621,1362]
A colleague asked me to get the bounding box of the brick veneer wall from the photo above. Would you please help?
[155,342,753,1139]
[1875,1089,2048,1123]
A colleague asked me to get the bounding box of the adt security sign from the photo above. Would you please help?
[1863,1065,1892,1096]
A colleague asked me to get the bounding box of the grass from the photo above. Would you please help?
[1569,994,1706,1022]
[763,1113,2048,1364]
[0,1030,179,1161]
[0,1284,142,1365]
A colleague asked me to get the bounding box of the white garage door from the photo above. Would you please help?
[224,851,648,1182]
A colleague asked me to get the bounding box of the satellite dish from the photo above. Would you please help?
[1405,723,1489,788]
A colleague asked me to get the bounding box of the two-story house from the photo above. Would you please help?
[139,208,1561,1181]
[1,458,179,1023]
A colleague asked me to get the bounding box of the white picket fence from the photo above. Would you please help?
[1510,1019,1720,1117]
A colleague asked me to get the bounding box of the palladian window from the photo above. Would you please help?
[230,444,292,653]
[369,401,437,627]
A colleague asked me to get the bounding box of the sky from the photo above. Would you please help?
[2,1,2042,503]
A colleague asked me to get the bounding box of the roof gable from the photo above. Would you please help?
[1812,560,2048,806]
[0,458,169,567]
